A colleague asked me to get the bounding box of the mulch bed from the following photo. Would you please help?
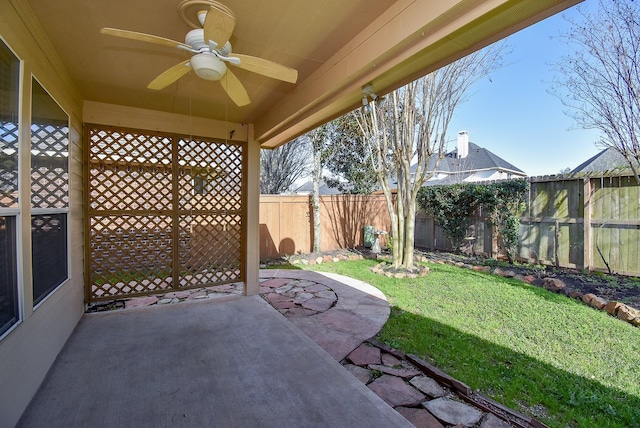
[420,250,640,311]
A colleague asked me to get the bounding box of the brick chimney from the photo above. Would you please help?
[457,131,469,159]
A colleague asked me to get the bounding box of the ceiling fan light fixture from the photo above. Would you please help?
[102,0,297,106]
[191,53,227,80]
[185,29,207,50]
[197,9,207,26]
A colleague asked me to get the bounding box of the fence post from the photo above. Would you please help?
[583,177,592,272]
[554,220,560,268]
[430,217,436,250]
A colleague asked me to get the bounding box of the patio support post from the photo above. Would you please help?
[244,124,260,296]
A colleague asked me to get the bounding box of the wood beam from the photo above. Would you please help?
[256,0,582,148]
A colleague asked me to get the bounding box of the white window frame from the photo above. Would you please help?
[30,76,70,310]
[0,37,23,341]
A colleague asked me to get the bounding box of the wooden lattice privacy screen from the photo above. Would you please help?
[84,124,245,302]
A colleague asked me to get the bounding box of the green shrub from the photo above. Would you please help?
[418,180,529,262]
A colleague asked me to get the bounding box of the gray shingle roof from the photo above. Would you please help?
[293,180,342,195]
[415,142,525,175]
[572,147,634,173]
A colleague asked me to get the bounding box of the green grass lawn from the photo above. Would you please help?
[305,259,640,428]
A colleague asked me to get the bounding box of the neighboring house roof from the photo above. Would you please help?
[421,172,476,187]
[293,180,342,195]
[430,142,525,174]
[410,142,526,178]
[572,147,634,173]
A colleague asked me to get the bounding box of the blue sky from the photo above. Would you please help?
[447,0,602,177]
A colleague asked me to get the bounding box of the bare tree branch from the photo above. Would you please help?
[259,138,309,194]
[551,0,640,181]
[356,43,507,270]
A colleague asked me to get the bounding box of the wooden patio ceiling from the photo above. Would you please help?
[23,0,581,147]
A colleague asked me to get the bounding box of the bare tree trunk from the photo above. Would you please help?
[356,43,505,272]
[377,178,400,265]
[403,197,416,267]
[312,150,321,252]
[260,138,309,194]
[396,191,406,268]
[397,185,412,269]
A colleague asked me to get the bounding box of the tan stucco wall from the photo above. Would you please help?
[0,2,85,426]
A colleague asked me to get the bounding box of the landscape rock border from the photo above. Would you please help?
[370,261,430,278]
[424,255,640,329]
[266,248,640,328]
[271,249,365,267]
[346,338,548,428]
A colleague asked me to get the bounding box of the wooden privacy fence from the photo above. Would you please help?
[259,194,390,258]
[520,173,640,276]
[414,173,640,277]
[415,208,494,256]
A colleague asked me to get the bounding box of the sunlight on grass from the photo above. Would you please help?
[307,259,640,428]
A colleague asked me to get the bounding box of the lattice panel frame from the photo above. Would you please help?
[89,128,173,166]
[30,122,69,209]
[89,164,173,211]
[179,214,242,287]
[178,137,243,212]
[89,215,173,298]
[85,124,245,302]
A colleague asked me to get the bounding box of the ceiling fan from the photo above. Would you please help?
[100,0,298,107]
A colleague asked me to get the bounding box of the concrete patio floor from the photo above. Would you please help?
[17,275,412,427]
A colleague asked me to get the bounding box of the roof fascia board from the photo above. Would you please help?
[83,101,248,141]
[256,0,581,148]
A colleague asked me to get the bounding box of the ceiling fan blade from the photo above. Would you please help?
[147,60,191,90]
[219,69,250,107]
[101,27,192,51]
[232,54,298,84]
[202,7,235,48]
